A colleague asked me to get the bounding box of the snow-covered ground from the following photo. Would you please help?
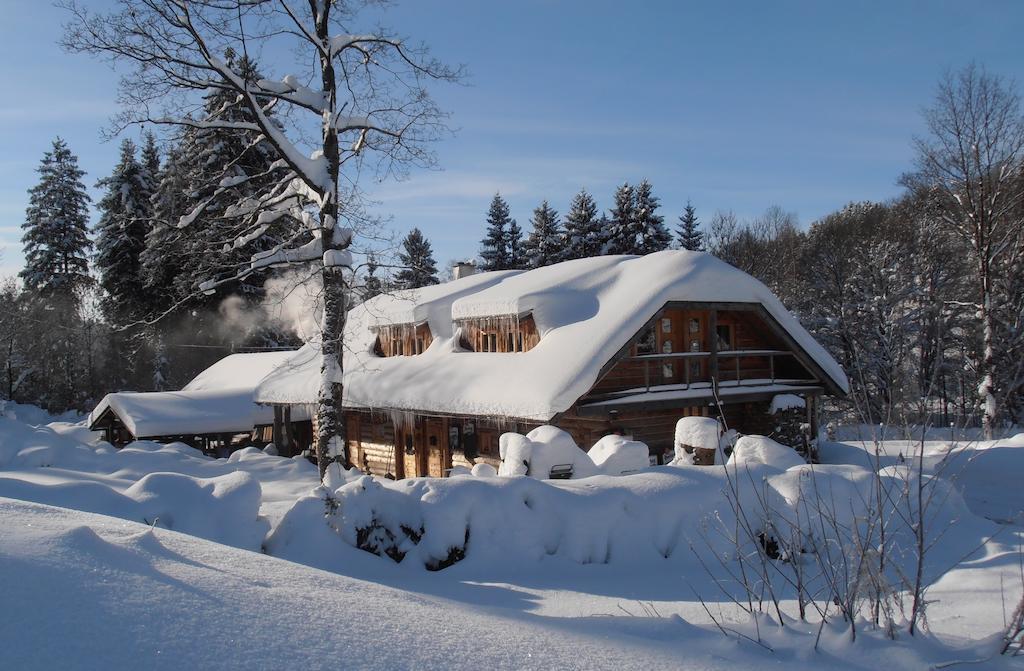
[1,410,1022,669]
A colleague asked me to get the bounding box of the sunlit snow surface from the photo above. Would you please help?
[0,411,1022,670]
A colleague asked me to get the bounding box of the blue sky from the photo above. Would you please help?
[2,0,1023,277]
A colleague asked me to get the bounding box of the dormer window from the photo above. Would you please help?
[373,322,432,357]
[458,313,539,352]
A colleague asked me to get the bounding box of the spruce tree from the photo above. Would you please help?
[523,200,564,268]
[634,179,671,253]
[94,138,151,324]
[676,200,704,251]
[395,228,440,289]
[480,193,512,271]
[20,138,93,300]
[507,219,527,270]
[563,188,602,259]
[603,182,636,254]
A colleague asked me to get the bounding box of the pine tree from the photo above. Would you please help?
[523,200,564,268]
[19,138,93,300]
[395,228,439,289]
[563,189,602,259]
[95,138,151,324]
[480,193,512,271]
[676,200,704,251]
[603,182,636,254]
[634,179,671,253]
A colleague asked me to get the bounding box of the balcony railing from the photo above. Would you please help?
[629,349,816,393]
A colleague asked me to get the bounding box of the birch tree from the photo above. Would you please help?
[63,0,459,475]
[909,64,1024,437]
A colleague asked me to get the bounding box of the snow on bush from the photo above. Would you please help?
[268,456,988,575]
[498,426,599,479]
[588,435,650,475]
[727,435,806,470]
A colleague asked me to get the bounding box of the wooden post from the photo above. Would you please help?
[272,405,283,449]
[708,309,719,394]
[283,406,293,456]
[769,354,775,383]
[734,355,740,386]
[644,357,650,391]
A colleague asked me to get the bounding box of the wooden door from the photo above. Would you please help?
[425,417,449,478]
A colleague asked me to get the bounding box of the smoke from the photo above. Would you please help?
[261,270,323,341]
[216,270,323,343]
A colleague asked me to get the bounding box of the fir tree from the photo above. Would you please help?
[676,200,704,251]
[523,200,564,268]
[507,219,527,270]
[563,189,602,260]
[603,182,636,254]
[19,138,93,300]
[480,193,512,271]
[634,179,671,253]
[94,138,151,324]
[395,228,439,289]
[362,254,385,300]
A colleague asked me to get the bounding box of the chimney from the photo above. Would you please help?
[452,261,476,280]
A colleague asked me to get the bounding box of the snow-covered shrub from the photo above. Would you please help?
[588,435,650,475]
[673,416,721,465]
[498,426,598,479]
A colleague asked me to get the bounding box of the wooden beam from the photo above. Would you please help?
[708,309,719,396]
[283,405,293,456]
[272,405,283,449]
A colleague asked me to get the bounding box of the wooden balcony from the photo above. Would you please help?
[629,349,818,393]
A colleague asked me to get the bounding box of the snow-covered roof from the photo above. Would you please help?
[181,351,297,392]
[90,350,302,438]
[255,251,849,420]
[90,389,277,438]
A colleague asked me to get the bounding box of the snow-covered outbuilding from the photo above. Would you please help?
[88,351,301,450]
[256,251,848,477]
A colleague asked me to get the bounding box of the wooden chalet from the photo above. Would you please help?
[254,251,849,477]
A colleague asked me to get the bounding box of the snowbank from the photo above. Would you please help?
[498,426,599,479]
[728,435,806,470]
[588,434,650,475]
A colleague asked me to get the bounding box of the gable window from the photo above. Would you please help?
[716,324,733,351]
[635,326,656,355]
